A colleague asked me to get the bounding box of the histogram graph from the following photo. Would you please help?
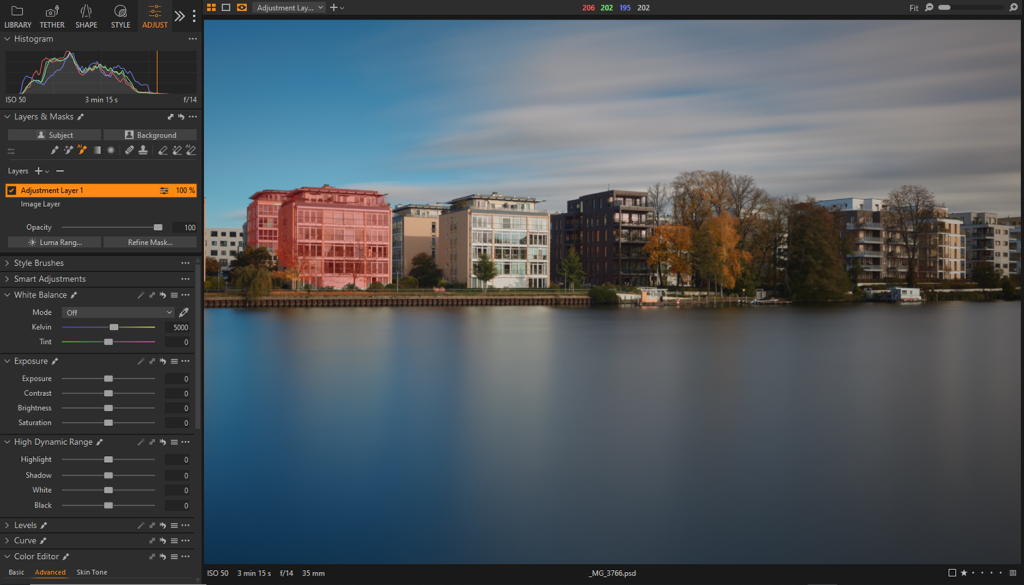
[6,51,197,95]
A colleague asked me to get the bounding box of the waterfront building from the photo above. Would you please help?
[245,189,289,254]
[277,186,391,289]
[391,203,449,281]
[951,212,1012,278]
[551,190,654,287]
[204,227,244,269]
[439,193,550,288]
[999,217,1020,278]
[817,198,965,281]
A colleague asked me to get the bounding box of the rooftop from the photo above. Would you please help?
[449,192,540,203]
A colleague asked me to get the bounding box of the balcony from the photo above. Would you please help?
[854,250,883,258]
[857,236,884,244]
[614,269,652,275]
[614,235,649,243]
[848,222,883,230]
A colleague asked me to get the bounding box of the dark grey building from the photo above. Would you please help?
[551,190,654,287]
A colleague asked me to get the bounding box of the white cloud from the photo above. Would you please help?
[402,21,1021,215]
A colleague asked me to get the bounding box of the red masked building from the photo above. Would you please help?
[276,186,391,289]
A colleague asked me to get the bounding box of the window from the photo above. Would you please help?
[230,232,237,237]
[210,250,218,256]
[472,215,493,229]
[497,217,527,230]
[528,218,546,232]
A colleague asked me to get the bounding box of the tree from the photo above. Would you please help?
[671,170,730,231]
[971,263,1001,288]
[558,246,585,291]
[723,172,769,245]
[785,201,851,301]
[691,212,749,292]
[647,182,671,284]
[472,253,498,293]
[399,276,419,289]
[233,246,276,271]
[883,185,939,287]
[409,252,444,288]
[205,257,222,276]
[274,245,317,290]
[1002,279,1017,299]
[588,285,619,305]
[644,225,692,287]
[231,265,272,303]
[748,195,793,291]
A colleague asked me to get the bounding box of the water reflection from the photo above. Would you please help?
[205,303,1020,564]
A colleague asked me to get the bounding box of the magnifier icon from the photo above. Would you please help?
[1011,2,1019,10]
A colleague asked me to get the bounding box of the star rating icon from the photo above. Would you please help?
[961,570,967,576]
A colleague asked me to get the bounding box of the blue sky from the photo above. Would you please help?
[204,20,1021,227]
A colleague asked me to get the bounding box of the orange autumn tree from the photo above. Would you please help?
[275,245,318,291]
[693,211,751,293]
[644,224,693,286]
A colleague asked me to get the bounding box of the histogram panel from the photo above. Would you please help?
[6,51,197,95]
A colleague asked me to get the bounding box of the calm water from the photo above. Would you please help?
[204,302,1021,565]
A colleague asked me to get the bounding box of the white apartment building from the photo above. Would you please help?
[205,227,245,268]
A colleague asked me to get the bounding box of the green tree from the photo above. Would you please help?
[472,253,498,292]
[367,282,384,290]
[785,201,851,302]
[234,246,276,271]
[205,256,222,276]
[231,265,272,303]
[1002,279,1017,299]
[971,263,1001,288]
[399,275,419,289]
[409,252,444,288]
[557,246,585,290]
